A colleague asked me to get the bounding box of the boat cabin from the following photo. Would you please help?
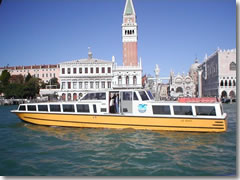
[17,90,225,119]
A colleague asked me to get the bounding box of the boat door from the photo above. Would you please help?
[120,91,133,113]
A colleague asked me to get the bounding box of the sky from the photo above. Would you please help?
[0,0,236,77]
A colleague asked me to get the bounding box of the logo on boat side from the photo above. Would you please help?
[138,104,147,113]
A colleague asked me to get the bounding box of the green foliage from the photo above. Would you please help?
[23,78,40,99]
[0,70,11,86]
[2,72,40,99]
[25,73,32,83]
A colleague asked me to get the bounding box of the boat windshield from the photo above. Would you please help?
[147,91,154,100]
[82,92,106,100]
[139,91,149,101]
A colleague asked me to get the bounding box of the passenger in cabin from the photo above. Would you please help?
[115,94,119,113]
[110,95,115,113]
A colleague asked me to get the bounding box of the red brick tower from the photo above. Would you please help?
[122,0,138,66]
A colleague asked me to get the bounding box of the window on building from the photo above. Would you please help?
[107,81,111,88]
[225,80,228,86]
[50,73,52,77]
[79,82,82,89]
[84,82,88,89]
[96,67,99,73]
[73,68,77,74]
[62,82,66,89]
[68,82,71,89]
[230,62,236,71]
[53,73,55,77]
[67,68,71,74]
[108,67,111,73]
[90,82,94,89]
[95,81,99,89]
[126,76,129,85]
[91,67,93,74]
[79,68,82,74]
[46,73,48,77]
[118,76,122,85]
[220,80,223,86]
[42,74,44,78]
[101,81,105,88]
[85,67,88,74]
[133,76,137,85]
[73,82,77,89]
[102,67,105,73]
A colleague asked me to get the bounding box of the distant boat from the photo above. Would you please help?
[11,89,227,133]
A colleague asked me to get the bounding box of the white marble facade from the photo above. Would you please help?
[199,48,236,99]
[58,51,142,101]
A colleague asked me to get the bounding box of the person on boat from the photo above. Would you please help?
[115,94,119,113]
[110,95,115,113]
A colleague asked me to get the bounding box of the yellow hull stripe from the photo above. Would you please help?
[15,112,227,132]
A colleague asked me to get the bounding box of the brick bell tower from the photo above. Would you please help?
[122,0,138,66]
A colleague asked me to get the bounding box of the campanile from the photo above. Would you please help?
[122,0,138,66]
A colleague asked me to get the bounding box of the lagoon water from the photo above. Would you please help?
[0,104,236,176]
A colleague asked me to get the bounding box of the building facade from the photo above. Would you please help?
[58,51,114,101]
[169,71,196,98]
[0,64,60,83]
[199,48,236,99]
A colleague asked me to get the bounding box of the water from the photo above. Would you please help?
[0,104,236,176]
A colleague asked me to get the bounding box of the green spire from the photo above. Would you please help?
[124,0,135,15]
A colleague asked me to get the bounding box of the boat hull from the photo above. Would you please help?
[13,112,227,132]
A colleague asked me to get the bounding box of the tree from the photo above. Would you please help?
[23,78,40,98]
[25,73,32,83]
[48,77,60,88]
[0,69,11,86]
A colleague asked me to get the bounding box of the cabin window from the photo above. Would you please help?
[139,91,149,101]
[173,106,193,115]
[19,105,26,111]
[133,92,138,100]
[101,108,106,112]
[147,91,154,100]
[27,105,36,111]
[122,92,132,100]
[63,104,75,112]
[38,105,48,112]
[195,106,216,116]
[50,105,61,112]
[152,105,171,115]
[77,104,90,113]
[82,92,106,100]
[93,104,97,113]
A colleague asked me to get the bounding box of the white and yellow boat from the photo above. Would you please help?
[11,90,227,132]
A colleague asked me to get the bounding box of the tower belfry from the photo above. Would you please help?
[122,0,138,66]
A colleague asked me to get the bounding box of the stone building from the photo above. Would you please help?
[199,48,236,99]
[169,71,196,98]
[0,64,60,83]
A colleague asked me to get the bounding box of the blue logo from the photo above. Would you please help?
[138,104,147,113]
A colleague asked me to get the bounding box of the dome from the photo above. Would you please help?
[189,59,200,74]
